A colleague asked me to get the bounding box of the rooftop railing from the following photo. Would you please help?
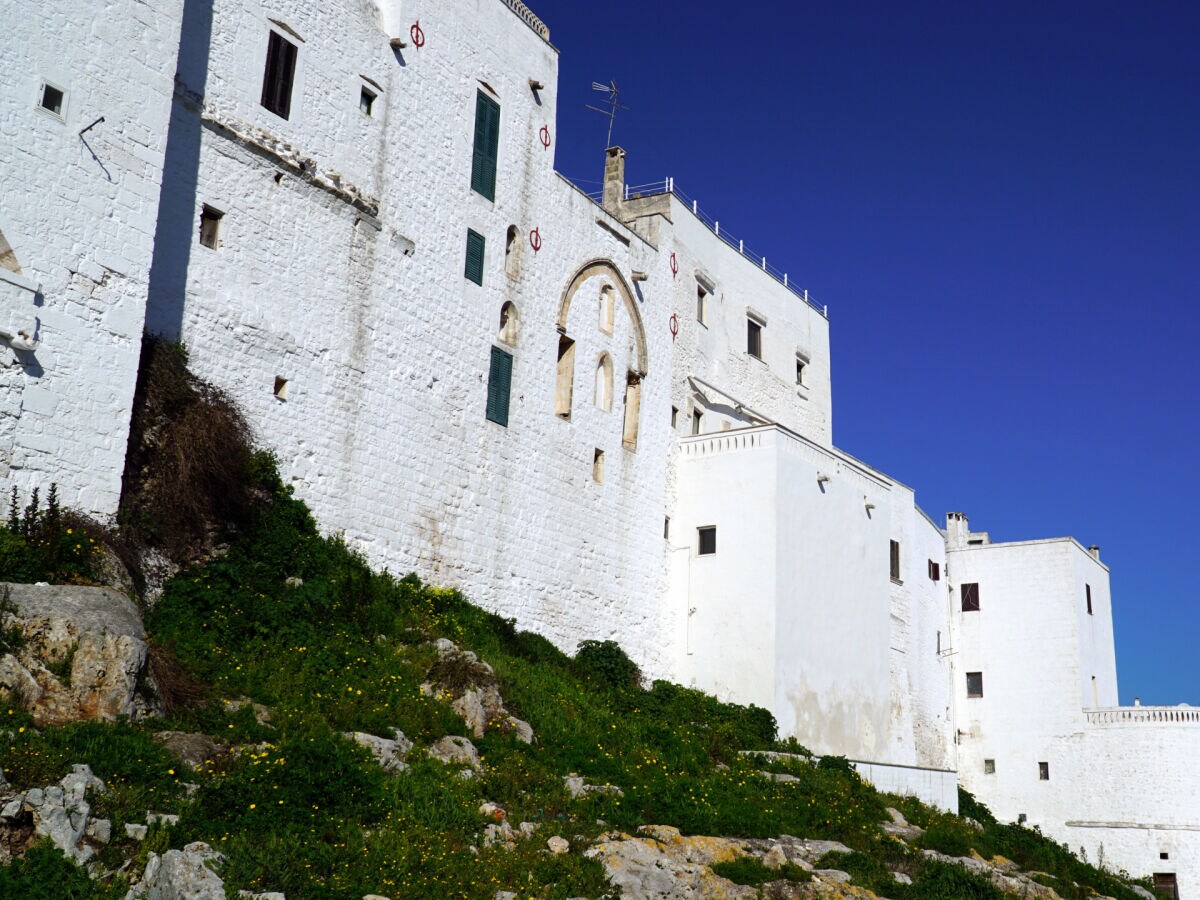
[501,0,550,41]
[1085,706,1200,725]
[580,178,826,318]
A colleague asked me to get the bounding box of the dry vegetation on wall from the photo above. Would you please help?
[0,343,1171,899]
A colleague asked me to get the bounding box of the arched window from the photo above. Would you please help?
[598,284,614,335]
[594,353,613,411]
[555,334,576,419]
[498,301,518,346]
[504,225,520,279]
[622,371,642,450]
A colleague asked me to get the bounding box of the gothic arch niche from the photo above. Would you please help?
[556,259,647,376]
[498,301,518,346]
[0,228,22,274]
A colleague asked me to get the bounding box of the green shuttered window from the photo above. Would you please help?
[471,91,501,201]
[465,229,485,285]
[486,346,513,427]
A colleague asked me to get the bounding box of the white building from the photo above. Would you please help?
[0,0,1194,892]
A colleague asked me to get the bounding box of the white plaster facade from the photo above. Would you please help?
[2,0,1196,888]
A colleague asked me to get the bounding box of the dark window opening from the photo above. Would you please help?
[464,229,485,285]
[692,408,703,435]
[664,517,670,539]
[961,582,981,612]
[471,91,501,201]
[592,448,605,483]
[696,285,709,325]
[796,359,806,385]
[1038,761,1049,780]
[984,759,995,774]
[671,406,679,428]
[697,526,717,556]
[273,376,288,400]
[966,671,983,698]
[890,540,901,581]
[1161,853,1170,861]
[199,205,223,249]
[485,345,513,427]
[747,319,763,358]
[1086,584,1093,615]
[39,83,64,116]
[360,86,376,116]
[929,560,941,581]
[261,30,298,120]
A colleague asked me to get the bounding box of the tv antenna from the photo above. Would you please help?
[586,80,629,148]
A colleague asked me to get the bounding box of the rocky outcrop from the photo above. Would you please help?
[344,729,412,774]
[124,841,227,899]
[585,826,757,899]
[153,731,228,771]
[428,735,481,771]
[0,764,108,864]
[421,640,534,743]
[0,583,150,726]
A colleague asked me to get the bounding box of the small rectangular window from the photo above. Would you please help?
[359,86,376,116]
[697,285,709,325]
[890,540,901,582]
[464,229,486,285]
[984,759,995,775]
[1086,584,1093,615]
[199,205,223,249]
[261,30,298,120]
[273,376,288,400]
[966,671,984,698]
[795,358,806,385]
[485,345,512,427]
[747,319,762,358]
[1160,853,1170,861]
[671,406,679,428]
[39,82,65,117]
[1038,761,1049,780]
[928,560,940,581]
[692,408,703,435]
[961,582,981,612]
[471,91,501,201]
[664,517,670,539]
[697,526,717,556]
[592,448,605,483]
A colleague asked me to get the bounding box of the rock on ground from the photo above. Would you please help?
[428,735,481,771]
[585,825,757,899]
[422,641,534,743]
[344,729,412,774]
[0,583,150,726]
[124,841,226,899]
[0,764,106,864]
[154,731,229,772]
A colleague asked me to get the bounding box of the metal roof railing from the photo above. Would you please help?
[580,178,826,317]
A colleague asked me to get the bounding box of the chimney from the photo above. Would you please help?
[602,146,626,214]
[945,512,970,550]
[1088,545,1101,561]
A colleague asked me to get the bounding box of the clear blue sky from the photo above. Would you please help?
[544,1,1199,706]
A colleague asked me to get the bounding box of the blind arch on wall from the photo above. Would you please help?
[556,259,648,377]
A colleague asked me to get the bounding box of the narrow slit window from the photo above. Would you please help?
[890,540,901,581]
[961,582,981,612]
[795,358,806,385]
[671,406,679,428]
[622,372,642,450]
[696,284,709,325]
[928,560,940,581]
[486,345,513,427]
[199,205,223,249]
[464,229,485,285]
[504,225,520,279]
[592,449,605,483]
[594,354,613,411]
[747,318,763,358]
[599,285,615,335]
[555,335,575,419]
[697,526,717,556]
[664,517,670,539]
[1038,761,1049,780]
[692,408,703,435]
[1086,584,1093,615]
[261,30,299,120]
[471,91,501,201]
[359,85,376,116]
[966,671,984,698]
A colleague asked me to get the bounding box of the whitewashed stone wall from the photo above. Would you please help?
[0,0,182,515]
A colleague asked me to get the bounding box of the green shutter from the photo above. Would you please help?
[486,346,513,427]
[471,91,500,201]
[465,229,485,285]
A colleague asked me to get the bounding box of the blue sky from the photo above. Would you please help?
[544,1,1199,705]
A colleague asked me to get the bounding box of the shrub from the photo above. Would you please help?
[957,786,996,825]
[574,639,642,691]
[0,842,122,898]
[921,819,975,857]
[0,486,100,584]
[712,856,811,886]
[903,860,1003,899]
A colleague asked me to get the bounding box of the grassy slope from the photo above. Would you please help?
[0,470,1164,899]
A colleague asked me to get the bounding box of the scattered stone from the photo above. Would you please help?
[240,893,286,900]
[428,735,481,770]
[585,827,755,898]
[124,842,226,899]
[87,817,112,844]
[363,895,391,900]
[0,798,21,820]
[547,835,569,854]
[424,641,534,743]
[146,812,180,827]
[344,729,412,774]
[125,823,148,841]
[0,583,150,726]
[518,821,538,838]
[892,871,912,884]
[813,869,852,884]
[223,697,273,726]
[478,801,505,820]
[762,844,788,870]
[494,893,517,900]
[154,731,229,771]
[285,576,304,588]
[761,771,800,783]
[880,809,923,841]
[564,773,624,799]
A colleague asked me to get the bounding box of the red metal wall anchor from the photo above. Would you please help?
[529,227,542,252]
[669,252,679,278]
[410,21,425,47]
[669,313,679,341]
[539,125,551,149]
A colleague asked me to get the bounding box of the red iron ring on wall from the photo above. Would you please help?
[669,252,679,278]
[529,227,542,252]
[539,125,552,149]
[669,313,679,341]
[410,21,425,48]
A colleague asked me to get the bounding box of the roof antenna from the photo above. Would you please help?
[586,80,629,148]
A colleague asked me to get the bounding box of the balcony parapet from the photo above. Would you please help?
[1085,706,1200,725]
[501,0,550,41]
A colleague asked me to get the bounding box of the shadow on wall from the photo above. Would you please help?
[144,0,214,341]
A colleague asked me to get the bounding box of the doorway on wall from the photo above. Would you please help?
[1153,874,1178,899]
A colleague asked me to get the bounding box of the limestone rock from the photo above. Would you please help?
[125,842,226,899]
[154,731,228,771]
[813,869,852,884]
[2,764,106,863]
[0,583,149,726]
[547,835,569,854]
[223,697,273,726]
[763,844,789,870]
[344,729,412,774]
[428,735,481,770]
[585,827,756,899]
[125,823,148,840]
[564,773,624,799]
[424,641,534,743]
